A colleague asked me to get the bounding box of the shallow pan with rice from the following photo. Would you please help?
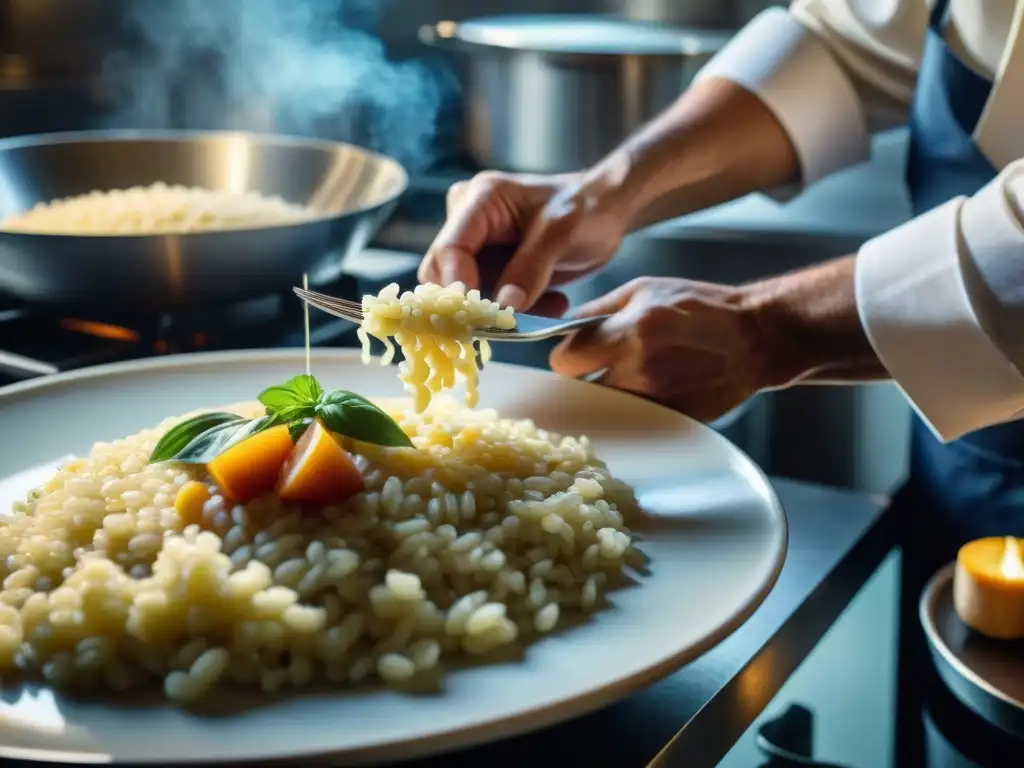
[0,130,408,311]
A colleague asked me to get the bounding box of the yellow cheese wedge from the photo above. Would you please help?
[953,536,1024,640]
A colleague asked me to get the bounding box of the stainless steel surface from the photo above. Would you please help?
[295,285,611,341]
[379,1,745,56]
[474,311,612,341]
[0,130,408,310]
[616,0,743,25]
[421,15,732,174]
[921,564,1024,740]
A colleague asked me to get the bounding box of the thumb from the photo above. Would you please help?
[570,277,645,318]
[549,284,641,378]
[549,318,627,379]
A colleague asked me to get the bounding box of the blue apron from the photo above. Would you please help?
[899,0,1024,582]
[896,0,1024,759]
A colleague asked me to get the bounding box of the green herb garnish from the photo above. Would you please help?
[261,374,412,449]
[314,390,412,448]
[150,411,247,463]
[149,374,412,464]
[288,417,314,443]
[258,374,323,421]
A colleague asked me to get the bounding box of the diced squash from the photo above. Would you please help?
[276,420,365,506]
[175,480,210,525]
[207,424,295,503]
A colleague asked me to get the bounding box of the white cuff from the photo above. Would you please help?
[695,8,870,190]
[856,198,1024,442]
[962,168,1024,318]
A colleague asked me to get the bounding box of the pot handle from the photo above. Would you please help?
[418,21,461,51]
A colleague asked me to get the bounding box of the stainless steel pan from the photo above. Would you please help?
[0,130,408,310]
[421,15,732,174]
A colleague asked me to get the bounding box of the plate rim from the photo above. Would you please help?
[0,349,789,765]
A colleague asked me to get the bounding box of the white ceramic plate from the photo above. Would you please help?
[0,350,787,765]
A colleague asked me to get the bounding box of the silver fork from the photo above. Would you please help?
[293,287,610,342]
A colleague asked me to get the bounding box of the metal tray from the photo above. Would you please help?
[921,563,1024,739]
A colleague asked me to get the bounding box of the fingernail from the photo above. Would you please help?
[496,284,527,311]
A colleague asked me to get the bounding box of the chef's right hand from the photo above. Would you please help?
[418,171,630,313]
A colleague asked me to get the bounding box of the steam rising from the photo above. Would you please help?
[103,0,451,171]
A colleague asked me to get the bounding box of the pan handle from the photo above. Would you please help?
[418,21,462,51]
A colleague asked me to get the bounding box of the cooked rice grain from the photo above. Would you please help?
[0,397,644,703]
[358,282,516,412]
[0,183,312,235]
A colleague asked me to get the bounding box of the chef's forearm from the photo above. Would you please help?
[582,77,802,231]
[744,254,888,386]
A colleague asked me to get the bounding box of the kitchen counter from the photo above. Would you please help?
[389,477,895,768]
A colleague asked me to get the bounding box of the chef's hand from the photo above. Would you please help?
[549,277,783,422]
[418,171,629,314]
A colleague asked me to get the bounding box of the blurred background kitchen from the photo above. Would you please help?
[0,0,914,496]
[2,3,1008,768]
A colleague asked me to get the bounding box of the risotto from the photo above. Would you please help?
[0,183,313,235]
[0,376,644,705]
[358,282,516,412]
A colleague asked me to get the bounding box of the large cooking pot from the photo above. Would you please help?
[420,15,732,174]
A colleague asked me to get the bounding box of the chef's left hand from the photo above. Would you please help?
[550,277,785,422]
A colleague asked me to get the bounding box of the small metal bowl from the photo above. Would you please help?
[921,563,1024,739]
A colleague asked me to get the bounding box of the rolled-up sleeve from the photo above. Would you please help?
[695,1,924,189]
[856,162,1024,441]
[696,8,869,187]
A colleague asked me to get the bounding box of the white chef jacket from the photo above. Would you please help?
[695,0,1024,443]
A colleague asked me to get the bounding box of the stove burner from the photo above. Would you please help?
[0,274,363,383]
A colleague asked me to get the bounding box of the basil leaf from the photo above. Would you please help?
[259,374,323,415]
[315,390,413,448]
[150,412,243,463]
[268,402,317,424]
[169,415,277,464]
[289,418,313,443]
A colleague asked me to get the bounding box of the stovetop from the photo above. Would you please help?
[0,278,359,384]
[0,248,430,387]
